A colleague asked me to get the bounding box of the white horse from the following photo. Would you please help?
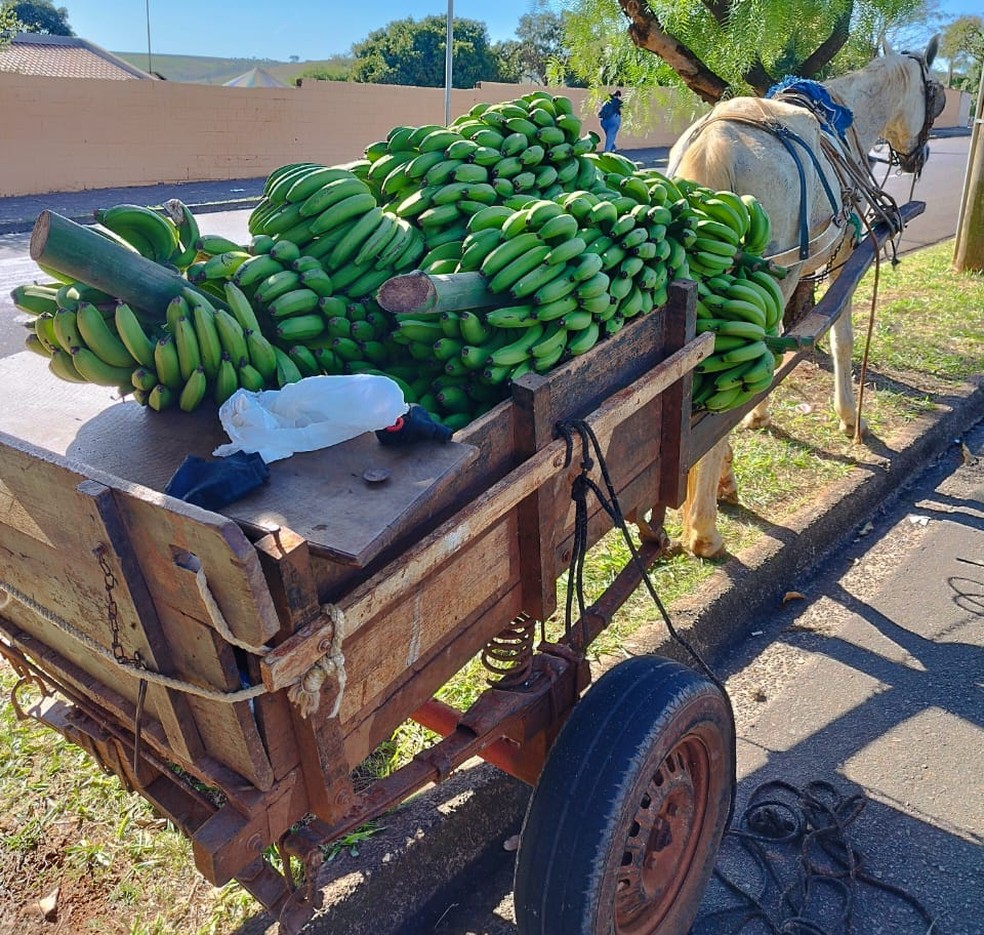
[666,38,944,557]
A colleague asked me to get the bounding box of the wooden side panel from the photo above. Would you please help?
[0,432,276,790]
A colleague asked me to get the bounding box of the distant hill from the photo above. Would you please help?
[113,51,351,85]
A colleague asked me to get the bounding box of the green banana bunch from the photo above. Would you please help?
[93,204,179,264]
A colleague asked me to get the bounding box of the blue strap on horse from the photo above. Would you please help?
[766,77,854,143]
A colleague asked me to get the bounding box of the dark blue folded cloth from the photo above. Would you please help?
[375,404,453,445]
[164,451,270,510]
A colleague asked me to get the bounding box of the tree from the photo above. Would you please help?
[940,15,983,89]
[496,0,571,84]
[4,0,73,36]
[564,0,930,104]
[0,4,23,47]
[351,16,504,88]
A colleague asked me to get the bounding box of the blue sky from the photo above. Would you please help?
[60,1,983,63]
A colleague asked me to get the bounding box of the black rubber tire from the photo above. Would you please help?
[513,655,735,935]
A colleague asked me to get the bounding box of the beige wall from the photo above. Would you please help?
[0,76,696,196]
[0,74,969,197]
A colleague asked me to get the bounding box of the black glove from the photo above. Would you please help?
[165,451,270,510]
[375,405,452,446]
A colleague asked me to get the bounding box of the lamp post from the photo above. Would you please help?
[444,0,453,125]
[145,0,153,76]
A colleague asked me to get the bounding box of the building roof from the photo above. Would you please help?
[0,33,155,80]
[223,67,289,88]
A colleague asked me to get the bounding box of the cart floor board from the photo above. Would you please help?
[0,352,479,567]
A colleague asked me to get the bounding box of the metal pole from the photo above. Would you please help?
[145,0,153,76]
[444,0,453,125]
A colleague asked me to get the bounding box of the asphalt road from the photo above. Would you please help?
[413,419,984,935]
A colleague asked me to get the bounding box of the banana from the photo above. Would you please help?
[480,231,544,279]
[255,269,302,306]
[201,250,251,280]
[486,305,538,328]
[298,176,373,218]
[419,129,463,153]
[353,212,401,266]
[148,383,177,412]
[70,346,134,386]
[718,298,768,329]
[742,195,772,255]
[214,353,239,404]
[130,366,159,392]
[458,228,503,271]
[75,302,134,368]
[185,302,220,381]
[52,307,83,353]
[309,192,379,237]
[233,253,285,288]
[746,269,785,329]
[275,313,325,343]
[220,282,261,333]
[566,321,600,356]
[171,314,202,381]
[273,346,304,386]
[287,166,359,204]
[692,236,738,259]
[177,366,208,412]
[325,206,387,268]
[213,307,249,364]
[395,319,445,342]
[163,198,200,268]
[287,344,320,377]
[265,163,324,202]
[33,313,59,354]
[269,288,321,319]
[152,333,183,389]
[243,328,278,381]
[298,269,335,298]
[108,302,155,367]
[487,245,552,294]
[48,347,87,383]
[373,218,416,269]
[94,204,178,264]
[575,271,611,299]
[194,233,244,256]
[532,271,577,305]
[467,204,516,233]
[490,323,545,366]
[510,262,568,300]
[11,283,60,316]
[24,332,52,358]
[696,196,747,239]
[533,294,579,322]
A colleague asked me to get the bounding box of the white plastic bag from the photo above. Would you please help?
[213,374,407,463]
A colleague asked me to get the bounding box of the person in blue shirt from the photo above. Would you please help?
[598,89,623,152]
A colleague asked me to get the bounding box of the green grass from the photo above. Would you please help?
[1,239,980,933]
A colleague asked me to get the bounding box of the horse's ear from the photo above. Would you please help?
[925,34,939,67]
[881,37,895,57]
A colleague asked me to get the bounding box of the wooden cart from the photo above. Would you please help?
[0,203,917,935]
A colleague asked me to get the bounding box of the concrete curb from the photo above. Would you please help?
[295,379,983,933]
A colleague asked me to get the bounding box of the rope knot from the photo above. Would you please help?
[287,604,347,719]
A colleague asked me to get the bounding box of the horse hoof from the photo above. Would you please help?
[681,531,725,559]
[841,417,868,437]
[740,411,771,430]
[718,487,740,505]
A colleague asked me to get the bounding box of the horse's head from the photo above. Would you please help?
[882,35,945,176]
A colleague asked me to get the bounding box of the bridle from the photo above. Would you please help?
[886,51,945,178]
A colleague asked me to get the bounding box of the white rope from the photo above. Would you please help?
[287,603,347,719]
[189,565,271,656]
[0,580,267,704]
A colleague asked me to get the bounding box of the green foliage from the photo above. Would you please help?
[496,0,574,84]
[351,15,506,88]
[4,0,72,36]
[562,0,934,101]
[0,3,22,46]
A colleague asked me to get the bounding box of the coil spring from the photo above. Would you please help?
[481,613,536,688]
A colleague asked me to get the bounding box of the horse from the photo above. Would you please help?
[664,37,944,558]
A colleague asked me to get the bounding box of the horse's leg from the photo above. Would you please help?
[828,301,862,434]
[679,437,732,557]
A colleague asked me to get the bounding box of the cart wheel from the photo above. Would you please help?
[513,655,735,935]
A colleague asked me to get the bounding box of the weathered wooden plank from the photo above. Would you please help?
[263,332,712,693]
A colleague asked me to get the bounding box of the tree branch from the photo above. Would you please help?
[618,0,729,104]
[799,2,853,78]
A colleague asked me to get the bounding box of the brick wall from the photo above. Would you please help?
[0,75,968,197]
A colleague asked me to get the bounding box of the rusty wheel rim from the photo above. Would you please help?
[613,729,715,935]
